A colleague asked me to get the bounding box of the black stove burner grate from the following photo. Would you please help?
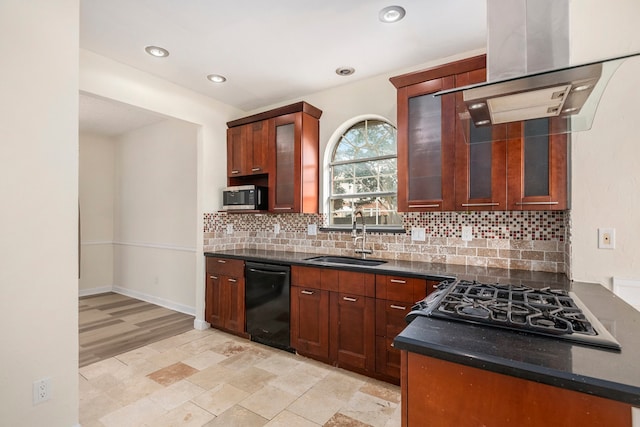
[410,279,621,351]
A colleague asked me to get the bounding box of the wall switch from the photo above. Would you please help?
[33,377,51,404]
[307,224,317,235]
[598,228,615,249]
[411,227,426,241]
[274,223,280,234]
[226,224,233,235]
[462,226,473,241]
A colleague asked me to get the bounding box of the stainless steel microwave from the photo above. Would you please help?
[222,185,267,211]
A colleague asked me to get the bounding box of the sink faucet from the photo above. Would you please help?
[352,210,373,259]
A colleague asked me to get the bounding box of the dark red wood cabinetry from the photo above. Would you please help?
[226,102,321,213]
[392,55,568,212]
[205,257,246,336]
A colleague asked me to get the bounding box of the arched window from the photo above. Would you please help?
[328,119,401,227]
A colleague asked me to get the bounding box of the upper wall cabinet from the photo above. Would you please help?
[227,120,271,178]
[391,55,568,212]
[505,121,568,210]
[391,56,485,212]
[226,101,322,213]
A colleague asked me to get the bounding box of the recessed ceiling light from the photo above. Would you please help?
[144,45,169,58]
[207,74,227,83]
[336,67,355,76]
[379,6,406,23]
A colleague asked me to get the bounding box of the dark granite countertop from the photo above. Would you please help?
[204,249,640,405]
[205,249,569,288]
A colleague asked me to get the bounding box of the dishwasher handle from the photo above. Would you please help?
[247,268,288,276]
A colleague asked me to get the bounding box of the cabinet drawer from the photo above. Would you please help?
[206,257,244,276]
[375,275,429,302]
[375,299,412,337]
[292,265,336,290]
[338,270,375,297]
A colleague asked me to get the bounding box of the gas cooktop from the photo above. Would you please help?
[407,279,621,351]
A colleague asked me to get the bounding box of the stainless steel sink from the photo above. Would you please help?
[304,255,387,267]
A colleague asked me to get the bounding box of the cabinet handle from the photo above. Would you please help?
[228,278,237,283]
[301,290,314,295]
[231,170,240,175]
[273,207,292,210]
[408,204,440,208]
[390,279,406,284]
[251,167,262,172]
[209,275,218,280]
[343,296,358,302]
[461,202,499,207]
[515,201,559,205]
[390,304,406,310]
[217,259,227,263]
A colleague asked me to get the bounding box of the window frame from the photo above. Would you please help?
[323,115,403,231]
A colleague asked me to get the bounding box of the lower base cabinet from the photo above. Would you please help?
[205,257,246,336]
[401,351,632,427]
[291,265,435,383]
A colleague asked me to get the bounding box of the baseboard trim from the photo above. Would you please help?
[193,319,211,330]
[79,286,113,297]
[111,286,196,316]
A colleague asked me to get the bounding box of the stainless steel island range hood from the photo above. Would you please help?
[436,0,640,142]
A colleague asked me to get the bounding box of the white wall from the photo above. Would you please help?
[0,1,79,426]
[569,0,640,287]
[79,132,115,293]
[80,49,242,325]
[113,119,198,313]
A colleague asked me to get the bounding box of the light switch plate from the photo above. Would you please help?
[411,227,426,241]
[274,223,280,234]
[462,226,473,241]
[307,224,317,235]
[226,224,233,235]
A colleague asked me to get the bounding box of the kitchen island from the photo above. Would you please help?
[394,281,640,426]
[205,249,640,425]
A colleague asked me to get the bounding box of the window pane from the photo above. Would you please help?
[524,119,550,197]
[329,196,402,226]
[330,119,399,226]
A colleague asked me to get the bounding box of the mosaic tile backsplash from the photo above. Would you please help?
[204,211,569,274]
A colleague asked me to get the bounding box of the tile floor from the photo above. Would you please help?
[79,327,401,427]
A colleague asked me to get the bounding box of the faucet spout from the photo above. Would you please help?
[353,210,373,259]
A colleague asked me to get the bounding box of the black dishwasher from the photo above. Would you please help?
[244,262,292,352]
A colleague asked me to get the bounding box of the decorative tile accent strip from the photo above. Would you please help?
[203,211,569,274]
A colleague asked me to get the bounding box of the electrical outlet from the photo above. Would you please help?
[462,226,473,241]
[226,224,233,235]
[33,377,51,404]
[598,228,615,249]
[274,223,280,234]
[307,224,317,235]
[411,227,426,241]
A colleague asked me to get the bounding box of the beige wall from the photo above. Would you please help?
[113,119,198,312]
[80,50,241,325]
[0,0,79,425]
[79,132,115,293]
[569,0,640,287]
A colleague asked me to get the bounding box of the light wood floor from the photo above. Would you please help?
[79,292,194,367]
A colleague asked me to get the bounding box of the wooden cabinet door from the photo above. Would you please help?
[506,120,568,210]
[375,299,411,382]
[329,292,375,373]
[397,76,456,211]
[290,285,330,361]
[223,275,245,333]
[206,273,224,328]
[227,126,248,178]
[247,120,270,175]
[454,68,508,211]
[269,112,319,213]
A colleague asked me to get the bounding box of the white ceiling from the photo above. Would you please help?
[79,0,487,135]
